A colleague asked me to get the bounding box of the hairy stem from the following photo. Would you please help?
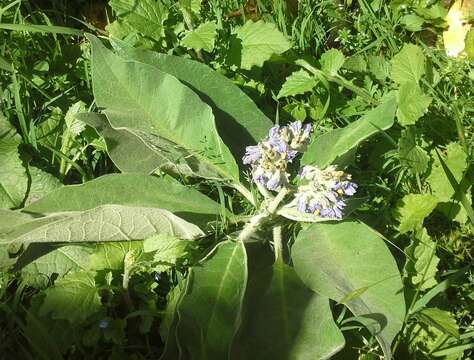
[237,187,289,242]
[273,224,283,262]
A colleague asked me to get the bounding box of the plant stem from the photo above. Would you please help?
[122,251,135,311]
[237,187,289,242]
[296,59,378,106]
[273,224,283,262]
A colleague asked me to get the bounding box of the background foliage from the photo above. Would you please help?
[0,0,473,359]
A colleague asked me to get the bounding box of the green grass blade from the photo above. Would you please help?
[0,23,82,35]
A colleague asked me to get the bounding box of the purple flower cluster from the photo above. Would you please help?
[243,121,312,191]
[290,165,357,219]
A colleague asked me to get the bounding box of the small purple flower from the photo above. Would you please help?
[243,145,261,164]
[289,121,302,135]
[266,171,282,191]
[268,125,280,138]
[302,123,312,136]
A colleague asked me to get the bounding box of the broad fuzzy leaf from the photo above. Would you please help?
[6,205,204,247]
[89,241,143,271]
[277,69,318,98]
[320,48,345,76]
[233,262,345,360]
[292,221,406,359]
[0,116,28,208]
[175,240,247,359]
[40,271,101,323]
[87,35,239,182]
[80,113,223,179]
[111,42,273,163]
[302,93,397,167]
[395,194,438,234]
[24,173,221,227]
[234,20,291,70]
[109,0,168,39]
[404,227,439,290]
[396,82,432,126]
[181,21,217,52]
[390,44,426,84]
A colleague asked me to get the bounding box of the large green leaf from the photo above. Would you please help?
[292,221,406,358]
[396,82,432,126]
[175,240,247,359]
[390,44,425,84]
[25,166,63,206]
[404,227,439,291]
[233,20,291,70]
[87,35,239,182]
[109,0,168,39]
[39,271,102,323]
[233,262,345,360]
[21,245,93,288]
[4,205,204,248]
[302,93,397,167]
[24,173,221,227]
[277,69,318,98]
[181,21,217,52]
[0,116,28,208]
[427,143,468,202]
[398,127,430,175]
[320,48,345,76]
[394,194,438,234]
[80,112,221,179]
[112,42,273,162]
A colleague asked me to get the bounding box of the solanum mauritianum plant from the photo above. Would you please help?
[0,35,405,359]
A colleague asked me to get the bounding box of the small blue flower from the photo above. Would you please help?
[99,319,109,329]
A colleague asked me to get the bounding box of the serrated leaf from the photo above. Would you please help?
[181,21,217,52]
[21,245,93,288]
[320,48,345,76]
[397,82,432,126]
[398,127,430,174]
[404,227,439,290]
[109,0,168,39]
[395,194,438,234]
[144,234,192,266]
[401,14,425,31]
[176,240,247,359]
[89,241,143,271]
[87,35,239,182]
[292,221,406,359]
[40,271,101,323]
[277,69,317,98]
[0,116,28,208]
[390,44,426,84]
[110,42,273,163]
[368,55,390,82]
[417,308,459,338]
[234,20,291,70]
[302,93,397,167]
[233,262,345,360]
[427,143,468,202]
[25,173,221,228]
